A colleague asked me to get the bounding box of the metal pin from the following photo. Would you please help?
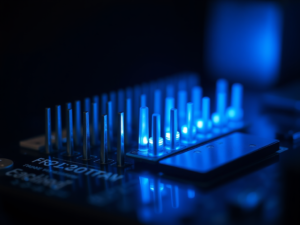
[66,109,74,156]
[133,85,141,128]
[55,105,62,150]
[170,108,177,149]
[109,91,117,131]
[117,112,125,167]
[65,102,72,129]
[125,98,132,145]
[92,102,99,146]
[45,108,52,154]
[107,101,113,152]
[84,98,90,112]
[83,112,90,160]
[100,115,108,164]
[152,114,161,156]
[187,103,194,143]
[74,100,82,146]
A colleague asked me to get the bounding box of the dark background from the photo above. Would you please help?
[1,0,300,147]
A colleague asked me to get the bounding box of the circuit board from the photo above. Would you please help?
[0,73,298,225]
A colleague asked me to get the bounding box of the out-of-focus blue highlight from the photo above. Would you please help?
[227,83,244,120]
[205,2,282,87]
[139,107,149,151]
[177,90,187,128]
[192,86,202,120]
[164,97,175,133]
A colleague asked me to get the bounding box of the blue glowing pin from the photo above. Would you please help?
[196,97,212,133]
[164,97,175,133]
[74,100,82,146]
[212,79,228,126]
[91,102,99,146]
[107,101,113,152]
[149,114,164,156]
[191,86,202,121]
[181,102,196,144]
[227,83,244,120]
[139,106,149,151]
[166,108,180,150]
[178,90,187,129]
[125,98,132,145]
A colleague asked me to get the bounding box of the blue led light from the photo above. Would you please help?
[192,86,202,120]
[164,97,175,133]
[227,83,244,120]
[177,90,187,129]
[139,107,149,151]
[149,114,164,156]
[181,103,196,144]
[212,79,228,127]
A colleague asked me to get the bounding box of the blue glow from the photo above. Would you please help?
[154,89,161,114]
[192,86,202,120]
[181,103,196,144]
[227,83,244,120]
[217,92,227,116]
[202,97,210,121]
[139,177,150,204]
[177,91,187,128]
[243,192,260,208]
[212,113,220,124]
[165,132,180,140]
[141,94,147,107]
[166,84,174,97]
[125,98,132,144]
[187,189,195,199]
[139,107,149,151]
[197,120,203,128]
[206,2,282,87]
[164,97,175,133]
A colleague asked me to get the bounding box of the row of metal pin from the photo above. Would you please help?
[45,74,242,158]
[44,102,125,166]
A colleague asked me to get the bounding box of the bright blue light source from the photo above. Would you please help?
[197,120,203,128]
[205,2,282,87]
[139,107,149,151]
[227,83,244,120]
[182,126,188,134]
[212,114,220,124]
